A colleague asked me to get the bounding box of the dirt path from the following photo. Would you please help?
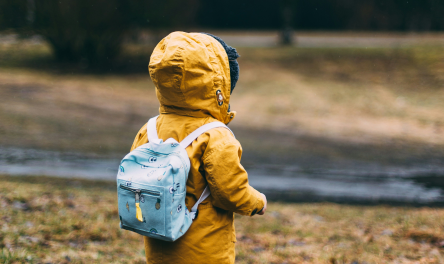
[2,32,444,48]
[214,32,444,47]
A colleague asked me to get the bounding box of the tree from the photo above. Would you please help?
[1,0,200,67]
[280,0,297,45]
[1,0,443,68]
[32,0,130,66]
[0,0,28,30]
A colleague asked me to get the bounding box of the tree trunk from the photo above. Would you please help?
[280,1,294,45]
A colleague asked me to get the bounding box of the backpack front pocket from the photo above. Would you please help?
[118,184,165,236]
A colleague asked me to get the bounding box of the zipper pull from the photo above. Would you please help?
[135,191,140,202]
[135,190,143,222]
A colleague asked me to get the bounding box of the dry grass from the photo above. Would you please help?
[235,203,444,264]
[1,175,444,264]
[0,68,158,154]
[2,35,444,264]
[232,46,444,145]
[0,175,146,264]
[1,40,444,157]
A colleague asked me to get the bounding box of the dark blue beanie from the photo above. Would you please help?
[203,33,240,94]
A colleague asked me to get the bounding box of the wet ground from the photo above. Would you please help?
[1,123,444,206]
[2,139,444,206]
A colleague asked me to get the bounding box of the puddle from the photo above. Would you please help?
[247,167,444,205]
[1,147,443,205]
[0,148,118,179]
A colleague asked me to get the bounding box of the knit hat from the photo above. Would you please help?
[203,33,240,94]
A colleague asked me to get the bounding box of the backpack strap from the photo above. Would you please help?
[179,121,234,149]
[147,115,161,144]
[146,115,235,146]
[179,122,234,220]
[189,186,210,220]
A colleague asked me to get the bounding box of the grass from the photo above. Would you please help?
[1,34,444,262]
[0,68,155,155]
[1,175,444,264]
[234,45,444,145]
[1,37,444,159]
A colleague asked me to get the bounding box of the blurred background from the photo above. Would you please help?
[1,0,444,263]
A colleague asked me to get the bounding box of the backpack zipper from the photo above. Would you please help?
[120,184,160,222]
[120,184,161,197]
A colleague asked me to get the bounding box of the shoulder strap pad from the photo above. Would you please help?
[146,115,235,148]
[147,116,161,144]
[179,121,234,148]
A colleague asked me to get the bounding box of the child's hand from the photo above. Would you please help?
[258,193,267,215]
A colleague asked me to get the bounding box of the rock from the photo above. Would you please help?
[253,247,265,252]
[275,245,286,251]
[20,236,40,244]
[270,211,281,218]
[288,239,306,246]
[430,248,440,256]
[314,215,324,222]
[13,201,29,210]
[381,229,393,236]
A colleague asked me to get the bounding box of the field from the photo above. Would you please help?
[1,175,444,264]
[1,33,444,263]
[1,35,444,160]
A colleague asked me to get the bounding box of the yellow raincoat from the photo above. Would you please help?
[130,32,265,264]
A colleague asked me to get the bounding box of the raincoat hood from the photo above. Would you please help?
[149,31,236,124]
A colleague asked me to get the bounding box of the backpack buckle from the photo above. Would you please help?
[190,209,198,220]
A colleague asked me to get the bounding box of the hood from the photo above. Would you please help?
[149,31,236,124]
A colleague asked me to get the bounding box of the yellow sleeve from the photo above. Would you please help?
[202,128,265,216]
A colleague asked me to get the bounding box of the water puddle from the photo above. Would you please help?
[247,166,444,205]
[1,148,443,205]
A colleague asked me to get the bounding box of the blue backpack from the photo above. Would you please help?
[117,116,233,241]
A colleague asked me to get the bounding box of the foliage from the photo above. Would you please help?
[32,0,130,65]
[0,0,28,30]
[198,0,444,31]
[0,0,199,66]
[0,0,443,67]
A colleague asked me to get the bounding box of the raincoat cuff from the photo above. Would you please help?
[249,186,265,216]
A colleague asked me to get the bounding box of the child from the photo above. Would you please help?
[130,31,267,264]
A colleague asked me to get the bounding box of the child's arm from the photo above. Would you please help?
[203,128,265,216]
